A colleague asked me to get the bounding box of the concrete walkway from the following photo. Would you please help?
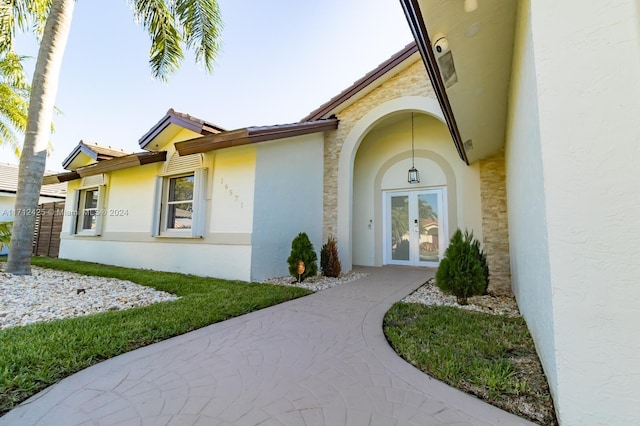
[1,267,533,425]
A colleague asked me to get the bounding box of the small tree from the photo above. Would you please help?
[320,236,341,278]
[287,232,318,281]
[435,229,486,305]
[471,238,490,294]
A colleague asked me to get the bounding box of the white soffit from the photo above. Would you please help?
[419,0,518,162]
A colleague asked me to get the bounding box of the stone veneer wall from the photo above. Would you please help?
[479,149,512,296]
[323,59,436,240]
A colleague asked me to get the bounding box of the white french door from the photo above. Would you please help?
[383,188,447,267]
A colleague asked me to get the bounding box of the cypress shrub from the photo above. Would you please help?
[472,238,490,294]
[435,229,486,305]
[320,236,341,278]
[287,232,318,281]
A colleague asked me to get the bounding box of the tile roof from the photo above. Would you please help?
[0,163,67,198]
[62,140,130,170]
[138,109,226,150]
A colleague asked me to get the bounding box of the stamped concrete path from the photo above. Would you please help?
[1,267,533,426]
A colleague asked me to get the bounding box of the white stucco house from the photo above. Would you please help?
[45,46,502,288]
[43,0,640,423]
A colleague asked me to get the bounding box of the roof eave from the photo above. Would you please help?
[175,119,339,156]
[400,0,469,165]
[62,141,98,170]
[42,151,167,185]
[138,109,226,150]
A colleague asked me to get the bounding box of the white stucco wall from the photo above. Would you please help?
[251,134,324,281]
[352,113,482,266]
[59,239,252,281]
[508,1,640,424]
[505,0,558,410]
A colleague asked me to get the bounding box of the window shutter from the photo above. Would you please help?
[69,190,80,235]
[95,185,106,236]
[151,177,163,237]
[192,168,208,238]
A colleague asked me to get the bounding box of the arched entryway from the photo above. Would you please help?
[334,96,468,270]
[351,110,457,267]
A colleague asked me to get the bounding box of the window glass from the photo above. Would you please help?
[79,189,99,231]
[166,175,194,229]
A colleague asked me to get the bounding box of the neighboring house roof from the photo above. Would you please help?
[0,163,66,198]
[43,151,167,185]
[176,119,339,156]
[62,140,130,170]
[302,42,420,122]
[139,108,226,150]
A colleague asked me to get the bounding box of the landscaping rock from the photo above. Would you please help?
[0,263,178,329]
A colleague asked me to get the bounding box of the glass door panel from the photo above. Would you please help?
[390,195,410,261]
[384,188,446,267]
[418,193,439,263]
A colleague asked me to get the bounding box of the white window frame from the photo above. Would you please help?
[152,168,207,238]
[71,185,106,236]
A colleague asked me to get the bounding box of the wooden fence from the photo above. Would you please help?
[32,201,65,257]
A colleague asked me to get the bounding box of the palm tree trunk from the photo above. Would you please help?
[6,0,75,274]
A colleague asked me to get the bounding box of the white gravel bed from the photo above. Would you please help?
[402,278,521,317]
[0,263,179,330]
[262,271,369,292]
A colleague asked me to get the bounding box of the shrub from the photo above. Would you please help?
[287,232,318,281]
[320,236,341,278]
[472,238,490,294]
[0,222,12,252]
[435,229,487,304]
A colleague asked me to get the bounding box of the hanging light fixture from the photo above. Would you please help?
[408,112,420,184]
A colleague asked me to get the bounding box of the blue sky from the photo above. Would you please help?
[2,1,413,171]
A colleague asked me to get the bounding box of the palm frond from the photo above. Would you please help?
[0,83,29,129]
[0,120,21,157]
[0,51,30,89]
[0,51,29,157]
[129,0,183,81]
[173,0,222,72]
[0,0,51,52]
[129,0,222,81]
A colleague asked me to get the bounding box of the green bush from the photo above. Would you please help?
[320,236,341,278]
[0,222,12,252]
[472,238,490,295]
[436,229,487,304]
[287,232,318,281]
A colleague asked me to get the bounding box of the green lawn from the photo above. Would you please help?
[384,302,557,425]
[0,257,310,415]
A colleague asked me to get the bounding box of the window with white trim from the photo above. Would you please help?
[152,168,207,238]
[164,173,194,230]
[71,184,106,236]
[79,188,99,231]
